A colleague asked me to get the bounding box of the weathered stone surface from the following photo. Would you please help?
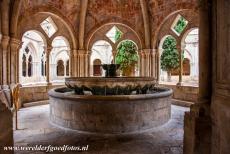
[49,87,172,134]
[14,104,188,154]
[0,91,13,154]
[160,84,198,103]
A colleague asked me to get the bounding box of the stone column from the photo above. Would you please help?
[141,49,151,77]
[177,44,183,86]
[1,36,10,85]
[10,38,21,84]
[64,61,67,77]
[0,99,13,154]
[85,52,89,77]
[138,51,142,76]
[112,51,116,64]
[45,47,52,85]
[71,49,77,77]
[151,49,157,78]
[183,0,212,154]
[33,62,40,82]
[198,3,212,103]
[78,50,85,77]
[157,48,162,83]
[0,34,2,85]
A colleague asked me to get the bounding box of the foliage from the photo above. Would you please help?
[160,36,179,72]
[115,28,122,42]
[174,16,188,35]
[115,40,138,72]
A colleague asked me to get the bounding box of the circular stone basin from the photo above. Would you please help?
[65,77,156,95]
[49,87,173,134]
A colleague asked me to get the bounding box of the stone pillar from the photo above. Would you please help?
[198,3,212,103]
[138,51,142,76]
[140,49,151,77]
[10,38,21,84]
[85,52,89,77]
[177,44,183,86]
[183,0,212,154]
[0,100,13,154]
[78,50,85,77]
[0,34,2,85]
[1,36,10,85]
[157,48,162,83]
[71,49,77,77]
[64,61,67,77]
[112,51,116,64]
[45,47,52,85]
[151,49,157,78]
[33,62,40,82]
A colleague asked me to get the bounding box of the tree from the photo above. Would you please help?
[160,36,179,81]
[115,28,122,42]
[115,40,138,76]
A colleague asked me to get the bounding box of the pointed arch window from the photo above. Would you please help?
[28,55,33,77]
[21,46,33,77]
[41,51,46,76]
[66,60,70,76]
[57,60,65,76]
[22,54,26,77]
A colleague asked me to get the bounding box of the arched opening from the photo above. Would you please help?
[115,40,139,76]
[93,59,102,76]
[182,28,199,85]
[19,30,46,85]
[183,58,190,76]
[90,40,113,76]
[28,55,33,77]
[51,36,70,82]
[57,60,64,76]
[159,35,179,82]
[66,60,70,76]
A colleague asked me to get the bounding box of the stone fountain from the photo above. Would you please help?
[48,64,172,134]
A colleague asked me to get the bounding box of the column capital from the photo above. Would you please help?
[181,43,186,50]
[1,35,10,49]
[78,49,87,55]
[10,38,22,50]
[140,49,152,56]
[44,46,52,55]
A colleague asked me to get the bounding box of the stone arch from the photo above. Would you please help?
[181,28,199,80]
[86,22,143,52]
[19,30,48,84]
[16,5,77,49]
[153,9,199,49]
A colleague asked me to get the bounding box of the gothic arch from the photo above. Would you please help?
[86,22,143,52]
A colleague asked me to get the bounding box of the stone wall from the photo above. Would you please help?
[49,87,172,134]
[160,84,198,103]
[0,89,13,154]
[20,85,63,105]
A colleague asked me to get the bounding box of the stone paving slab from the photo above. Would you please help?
[14,105,189,154]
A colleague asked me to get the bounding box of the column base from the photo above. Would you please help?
[183,102,211,154]
[176,82,183,86]
[47,82,52,86]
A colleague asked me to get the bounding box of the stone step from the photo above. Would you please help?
[22,100,49,108]
[172,99,194,107]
